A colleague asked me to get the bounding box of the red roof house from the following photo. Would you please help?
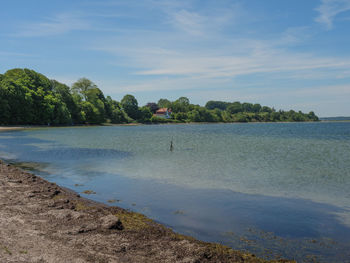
[154,108,172,119]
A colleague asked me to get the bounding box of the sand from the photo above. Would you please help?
[0,127,26,131]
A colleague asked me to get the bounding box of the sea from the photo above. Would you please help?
[0,122,349,262]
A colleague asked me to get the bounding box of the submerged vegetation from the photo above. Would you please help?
[0,68,318,125]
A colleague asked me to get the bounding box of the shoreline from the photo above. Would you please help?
[0,126,27,131]
[0,120,334,133]
[0,160,292,262]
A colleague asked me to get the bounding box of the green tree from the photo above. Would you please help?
[112,107,128,123]
[0,84,10,124]
[42,94,72,125]
[252,103,262,113]
[121,94,140,120]
[0,68,320,125]
[242,102,253,112]
[307,111,319,121]
[176,96,189,105]
[172,97,190,113]
[80,101,101,124]
[0,68,51,124]
[157,98,171,108]
[261,106,272,113]
[233,112,248,122]
[51,80,81,124]
[145,102,159,113]
[139,106,153,122]
[72,78,97,101]
[212,108,223,122]
[85,87,106,120]
[270,111,281,122]
[71,78,108,124]
[205,101,229,110]
[187,110,201,122]
[221,111,233,122]
[196,107,216,122]
[227,102,242,114]
[104,97,128,124]
[173,112,187,122]
[258,112,270,122]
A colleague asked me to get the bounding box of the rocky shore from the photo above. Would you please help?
[0,160,293,263]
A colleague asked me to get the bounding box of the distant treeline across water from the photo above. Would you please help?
[320,116,350,121]
[0,68,319,125]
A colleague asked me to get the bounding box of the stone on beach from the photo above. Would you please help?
[100,215,123,230]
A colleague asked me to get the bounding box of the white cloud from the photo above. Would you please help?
[7,0,348,115]
[168,8,235,37]
[89,22,350,101]
[14,13,91,37]
[82,0,350,111]
[97,40,350,80]
[171,9,206,36]
[148,0,240,36]
[279,26,312,45]
[315,0,350,29]
[89,0,350,83]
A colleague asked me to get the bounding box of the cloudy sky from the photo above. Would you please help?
[1,0,350,116]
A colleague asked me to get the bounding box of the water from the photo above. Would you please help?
[1,122,350,262]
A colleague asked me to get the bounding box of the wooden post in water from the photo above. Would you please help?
[170,138,174,152]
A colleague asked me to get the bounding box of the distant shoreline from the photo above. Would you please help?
[319,120,350,122]
[2,120,349,132]
[0,126,27,131]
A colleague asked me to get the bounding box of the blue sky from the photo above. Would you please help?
[1,0,350,116]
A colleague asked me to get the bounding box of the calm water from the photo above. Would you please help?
[1,122,350,262]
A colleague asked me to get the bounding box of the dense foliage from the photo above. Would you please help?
[0,68,318,125]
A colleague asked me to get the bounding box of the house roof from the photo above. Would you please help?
[156,108,172,114]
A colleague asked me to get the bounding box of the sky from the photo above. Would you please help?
[1,0,350,117]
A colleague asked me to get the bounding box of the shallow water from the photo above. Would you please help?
[1,122,350,262]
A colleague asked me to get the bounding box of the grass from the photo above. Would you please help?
[107,199,121,203]
[52,194,94,211]
[113,210,285,262]
[171,232,196,242]
[52,194,67,200]
[2,246,12,255]
[202,243,291,263]
[82,190,96,195]
[74,201,94,211]
[115,210,154,231]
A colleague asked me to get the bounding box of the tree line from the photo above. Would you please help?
[0,68,318,125]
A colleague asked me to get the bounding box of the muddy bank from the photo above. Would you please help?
[0,126,26,132]
[0,160,293,262]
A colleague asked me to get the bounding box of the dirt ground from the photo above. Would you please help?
[0,127,25,131]
[0,160,294,263]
